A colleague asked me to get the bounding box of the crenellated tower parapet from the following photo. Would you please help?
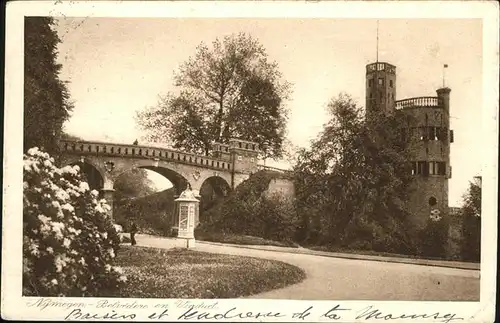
[365,61,453,231]
[365,62,397,116]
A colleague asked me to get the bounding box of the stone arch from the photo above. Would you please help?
[198,176,231,220]
[113,164,192,234]
[114,165,190,196]
[62,156,106,191]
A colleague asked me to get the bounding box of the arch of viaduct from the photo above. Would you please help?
[59,139,258,221]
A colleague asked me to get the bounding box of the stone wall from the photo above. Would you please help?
[264,177,296,199]
[446,219,463,260]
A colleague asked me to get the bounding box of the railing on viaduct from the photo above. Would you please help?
[59,139,233,172]
[395,96,443,109]
[257,164,293,175]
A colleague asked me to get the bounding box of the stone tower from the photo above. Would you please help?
[365,61,453,230]
[212,138,260,188]
[400,87,452,229]
[365,62,397,116]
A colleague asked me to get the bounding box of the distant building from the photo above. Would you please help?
[365,61,453,229]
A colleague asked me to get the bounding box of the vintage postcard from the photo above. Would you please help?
[2,0,498,322]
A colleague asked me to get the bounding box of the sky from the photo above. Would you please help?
[53,18,482,207]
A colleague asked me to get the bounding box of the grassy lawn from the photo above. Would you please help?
[196,232,300,248]
[100,246,305,298]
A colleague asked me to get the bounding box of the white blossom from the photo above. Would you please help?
[46,247,54,254]
[29,243,39,256]
[51,279,58,285]
[61,203,75,213]
[108,248,115,258]
[38,215,51,224]
[63,238,71,248]
[61,165,79,175]
[95,204,105,214]
[27,147,40,155]
[54,255,68,272]
[55,189,70,201]
[51,222,65,240]
[79,182,90,192]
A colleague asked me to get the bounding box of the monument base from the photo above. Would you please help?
[183,238,196,249]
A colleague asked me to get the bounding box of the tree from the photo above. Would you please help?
[293,94,418,254]
[24,17,73,155]
[460,176,481,262]
[136,33,291,159]
[114,169,157,206]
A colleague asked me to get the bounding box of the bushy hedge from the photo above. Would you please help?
[23,148,126,296]
[113,189,175,236]
[197,171,299,244]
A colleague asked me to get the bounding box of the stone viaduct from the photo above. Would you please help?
[58,137,266,222]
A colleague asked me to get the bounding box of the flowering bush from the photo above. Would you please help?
[23,147,126,297]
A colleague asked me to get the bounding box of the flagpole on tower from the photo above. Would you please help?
[443,64,448,88]
[376,20,379,63]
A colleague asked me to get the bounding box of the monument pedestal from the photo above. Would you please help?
[175,186,199,249]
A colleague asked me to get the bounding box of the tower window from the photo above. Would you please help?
[437,162,446,175]
[429,161,435,174]
[429,127,438,140]
[378,78,384,85]
[416,161,427,175]
[368,79,374,87]
[429,197,437,206]
[369,93,373,98]
[419,127,428,141]
[389,80,393,88]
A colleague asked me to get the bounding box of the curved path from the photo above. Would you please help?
[134,234,480,301]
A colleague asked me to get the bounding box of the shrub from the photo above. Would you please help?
[114,189,175,236]
[23,147,126,297]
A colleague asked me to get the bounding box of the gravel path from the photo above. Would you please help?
[134,234,480,301]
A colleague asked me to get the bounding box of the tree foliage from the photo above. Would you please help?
[136,33,291,159]
[293,94,418,254]
[114,169,157,206]
[24,17,73,155]
[196,171,299,243]
[114,189,176,236]
[460,177,481,262]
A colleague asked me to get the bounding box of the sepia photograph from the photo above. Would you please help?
[2,1,498,322]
